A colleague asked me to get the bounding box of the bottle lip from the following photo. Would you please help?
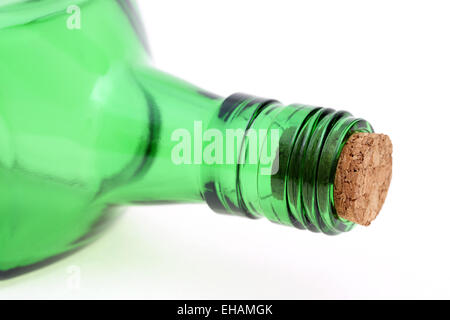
[0,0,87,29]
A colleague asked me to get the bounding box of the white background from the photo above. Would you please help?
[1,0,450,299]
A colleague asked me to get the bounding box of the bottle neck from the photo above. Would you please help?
[107,67,374,234]
[201,94,374,235]
[102,66,225,204]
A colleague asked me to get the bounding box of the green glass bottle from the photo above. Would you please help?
[0,0,384,274]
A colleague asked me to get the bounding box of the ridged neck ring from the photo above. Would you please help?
[202,94,374,235]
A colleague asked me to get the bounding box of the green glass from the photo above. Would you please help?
[0,0,374,273]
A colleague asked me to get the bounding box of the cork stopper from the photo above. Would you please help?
[334,133,393,226]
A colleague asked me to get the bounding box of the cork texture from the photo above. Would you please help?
[334,133,393,226]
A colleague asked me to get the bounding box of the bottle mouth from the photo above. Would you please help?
[0,0,88,29]
[285,108,374,234]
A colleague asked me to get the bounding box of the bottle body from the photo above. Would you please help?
[0,0,223,271]
[0,0,374,272]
